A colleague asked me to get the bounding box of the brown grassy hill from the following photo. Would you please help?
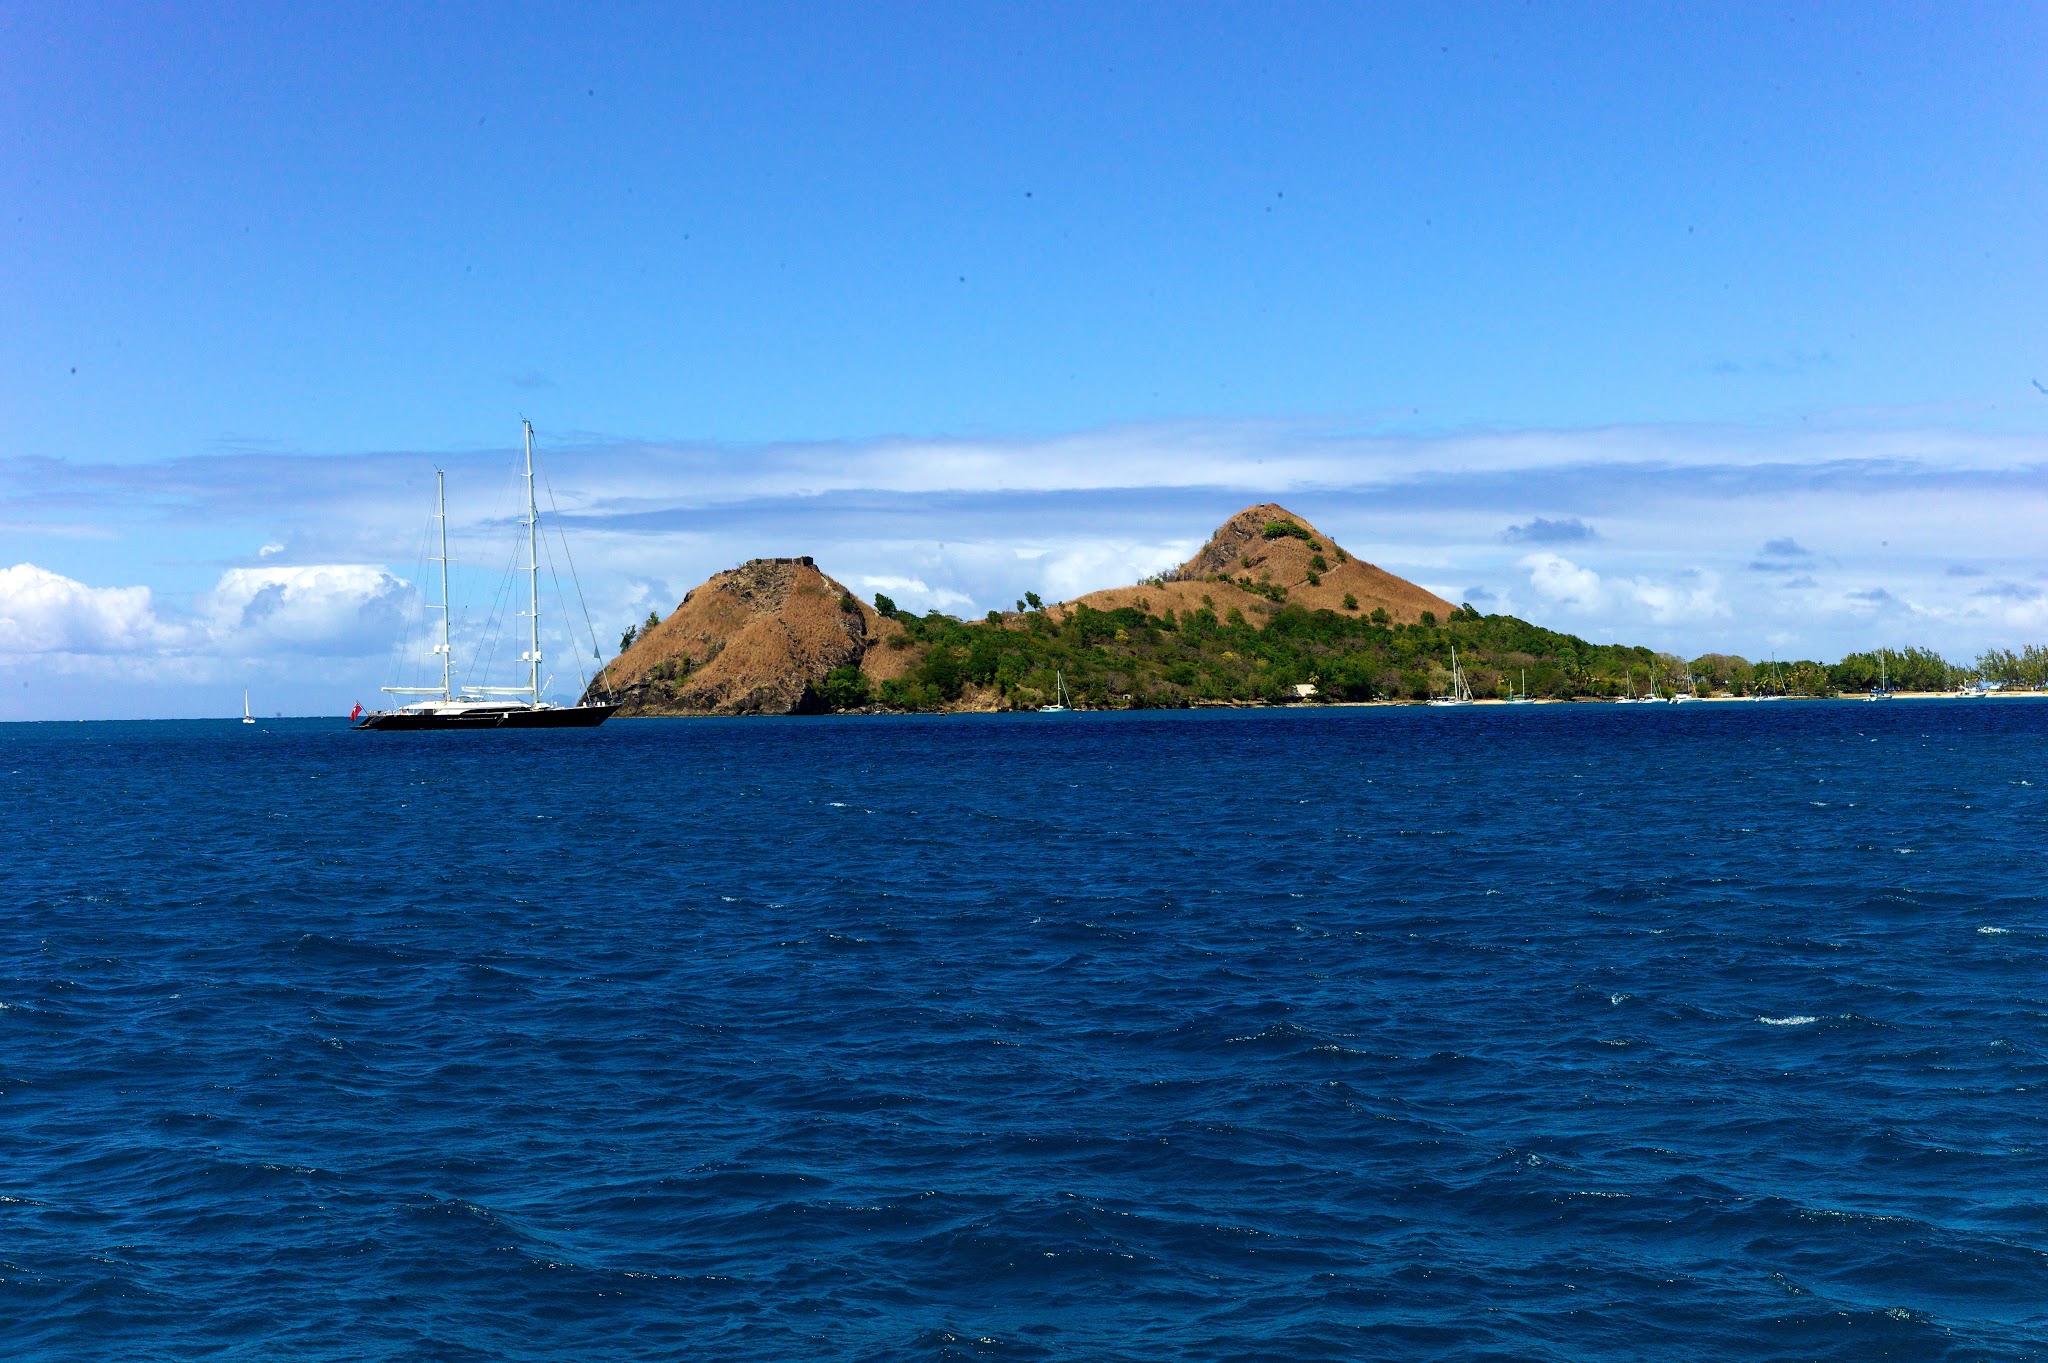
[1050,503,1452,625]
[587,557,909,715]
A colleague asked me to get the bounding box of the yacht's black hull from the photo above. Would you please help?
[354,703,620,731]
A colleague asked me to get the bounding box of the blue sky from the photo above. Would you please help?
[2,3,2046,717]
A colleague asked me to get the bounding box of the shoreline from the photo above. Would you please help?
[601,689,2048,718]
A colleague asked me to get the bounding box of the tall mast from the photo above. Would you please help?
[434,468,453,701]
[524,419,541,706]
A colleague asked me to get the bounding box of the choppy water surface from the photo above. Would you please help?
[3,704,2046,1360]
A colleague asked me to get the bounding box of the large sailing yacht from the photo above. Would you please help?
[355,422,619,731]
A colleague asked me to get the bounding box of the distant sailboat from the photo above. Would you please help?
[242,690,255,724]
[1756,657,1787,701]
[1040,671,1072,713]
[1866,648,1894,701]
[1429,648,1474,706]
[1506,667,1535,704]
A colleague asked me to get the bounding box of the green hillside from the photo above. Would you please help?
[808,594,1930,710]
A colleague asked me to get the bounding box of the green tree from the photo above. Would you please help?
[919,646,965,700]
[965,634,1002,684]
[813,664,871,710]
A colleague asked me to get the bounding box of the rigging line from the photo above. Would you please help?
[473,523,523,692]
[464,437,525,689]
[536,510,589,698]
[387,496,438,694]
[536,454,604,666]
[474,452,527,687]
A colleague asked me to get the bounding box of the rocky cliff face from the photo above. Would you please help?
[585,557,904,716]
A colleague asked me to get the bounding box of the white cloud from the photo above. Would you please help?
[1521,552,1604,609]
[202,565,413,654]
[1032,539,1196,604]
[2000,597,2048,632]
[0,562,178,656]
[1621,571,1730,625]
[854,575,974,612]
[0,559,416,671]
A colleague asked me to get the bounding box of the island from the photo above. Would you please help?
[583,504,1975,715]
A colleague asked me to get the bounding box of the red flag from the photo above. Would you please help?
[349,702,363,721]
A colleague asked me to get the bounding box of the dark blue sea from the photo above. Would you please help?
[4,703,2046,1361]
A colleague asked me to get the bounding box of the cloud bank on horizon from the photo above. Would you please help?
[4,415,2046,719]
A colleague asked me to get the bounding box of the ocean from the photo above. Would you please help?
[3,703,2044,1360]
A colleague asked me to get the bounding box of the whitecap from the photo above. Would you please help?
[1609,993,1628,1005]
[1978,926,2012,935]
[1758,1015,1818,1026]
[828,801,848,808]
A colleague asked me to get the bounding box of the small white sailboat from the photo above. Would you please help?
[1640,668,1668,704]
[242,690,256,724]
[1506,667,1535,704]
[1428,648,1474,706]
[1756,657,1787,701]
[1040,671,1072,713]
[1866,648,1894,701]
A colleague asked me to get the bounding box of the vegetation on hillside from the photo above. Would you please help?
[786,595,2001,712]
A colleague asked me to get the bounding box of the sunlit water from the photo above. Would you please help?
[4,703,2045,1360]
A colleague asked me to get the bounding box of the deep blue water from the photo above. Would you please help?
[3,703,2046,1361]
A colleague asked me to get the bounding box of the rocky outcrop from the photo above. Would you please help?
[1051,503,1454,625]
[585,557,905,716]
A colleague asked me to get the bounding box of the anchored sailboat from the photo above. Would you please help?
[355,422,618,731]
[1040,671,1073,712]
[1428,647,1474,706]
[1752,657,1788,701]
